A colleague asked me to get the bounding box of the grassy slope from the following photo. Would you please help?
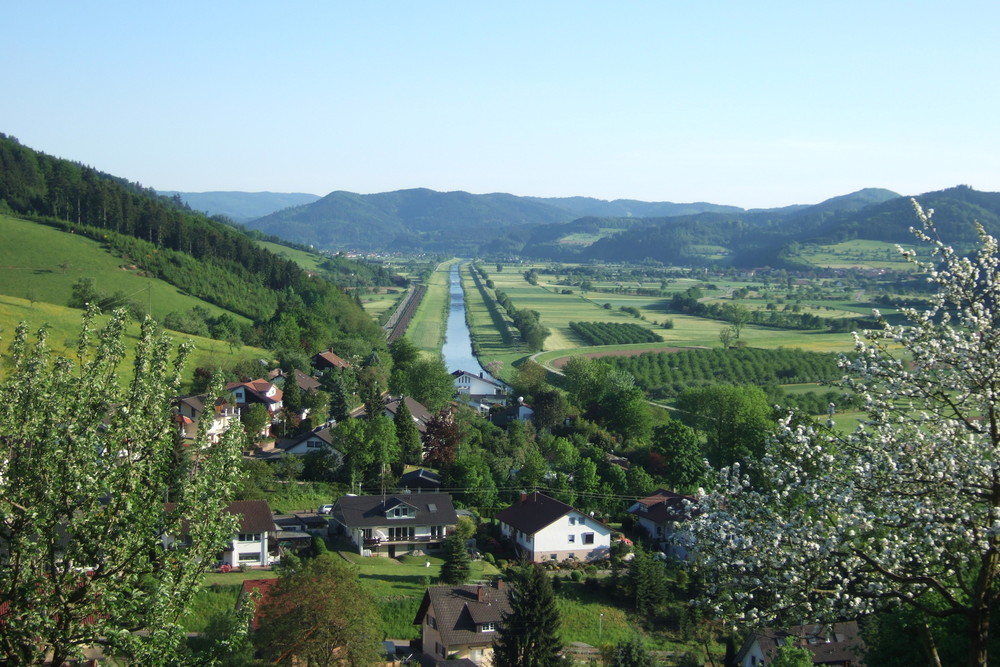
[0,215,250,323]
[256,240,326,273]
[0,215,267,387]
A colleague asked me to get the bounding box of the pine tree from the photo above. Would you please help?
[609,635,656,667]
[439,534,471,585]
[493,565,564,667]
[393,397,424,465]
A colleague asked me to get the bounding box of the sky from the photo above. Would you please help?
[4,2,1000,209]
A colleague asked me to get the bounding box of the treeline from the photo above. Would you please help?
[597,347,849,397]
[0,133,384,354]
[494,290,550,351]
[668,289,877,333]
[470,265,514,344]
[569,321,663,346]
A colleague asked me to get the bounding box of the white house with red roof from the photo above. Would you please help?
[495,492,611,563]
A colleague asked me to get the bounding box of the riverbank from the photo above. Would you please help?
[404,259,456,357]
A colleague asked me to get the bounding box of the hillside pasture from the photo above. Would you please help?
[0,214,251,324]
[0,294,268,390]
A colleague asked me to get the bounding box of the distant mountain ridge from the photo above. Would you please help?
[244,188,757,253]
[159,190,321,223]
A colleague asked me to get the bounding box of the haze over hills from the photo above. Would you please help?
[158,190,321,223]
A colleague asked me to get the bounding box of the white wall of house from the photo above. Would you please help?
[501,511,611,562]
[284,438,343,461]
[222,532,272,567]
[453,372,504,396]
[738,640,765,667]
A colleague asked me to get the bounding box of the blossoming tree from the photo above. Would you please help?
[686,202,1000,667]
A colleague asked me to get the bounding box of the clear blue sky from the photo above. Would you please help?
[5,2,999,208]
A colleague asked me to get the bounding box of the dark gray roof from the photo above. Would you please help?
[495,492,575,535]
[414,585,511,648]
[276,424,336,452]
[399,468,443,488]
[739,621,866,666]
[332,493,457,529]
[227,500,278,533]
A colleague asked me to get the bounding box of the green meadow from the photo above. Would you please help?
[405,259,456,357]
[256,240,328,272]
[0,214,250,323]
[796,239,921,269]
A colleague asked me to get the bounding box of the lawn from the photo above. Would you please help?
[337,551,501,639]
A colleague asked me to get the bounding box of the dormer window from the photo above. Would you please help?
[480,622,496,632]
[388,506,411,519]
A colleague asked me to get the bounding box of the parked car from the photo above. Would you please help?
[319,504,333,514]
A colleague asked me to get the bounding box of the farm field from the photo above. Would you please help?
[796,239,921,269]
[357,287,406,322]
[405,259,456,356]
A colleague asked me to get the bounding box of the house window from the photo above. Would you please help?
[550,554,557,560]
[583,533,595,545]
[436,642,446,658]
[307,441,322,448]
[238,552,259,562]
[427,615,437,629]
[480,622,496,632]
[238,533,261,542]
[569,517,576,526]
[390,506,410,518]
[568,534,575,543]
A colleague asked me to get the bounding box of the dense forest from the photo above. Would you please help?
[0,133,385,355]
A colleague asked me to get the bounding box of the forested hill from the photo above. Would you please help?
[248,188,577,253]
[527,186,1000,267]
[245,188,749,254]
[0,133,384,354]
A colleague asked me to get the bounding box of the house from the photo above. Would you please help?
[226,379,283,415]
[164,499,278,568]
[382,395,434,434]
[275,424,343,463]
[452,370,507,403]
[268,367,322,394]
[399,468,443,493]
[330,493,458,558]
[495,492,611,563]
[312,348,352,372]
[488,400,534,427]
[734,621,866,667]
[351,394,435,434]
[627,488,695,558]
[172,393,240,444]
[414,582,510,666]
[221,500,279,568]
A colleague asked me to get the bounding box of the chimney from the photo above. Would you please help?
[496,578,504,591]
[520,491,527,503]
[477,584,485,602]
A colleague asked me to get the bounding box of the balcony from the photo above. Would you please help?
[363,533,449,547]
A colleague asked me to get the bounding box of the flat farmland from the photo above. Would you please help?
[357,287,405,322]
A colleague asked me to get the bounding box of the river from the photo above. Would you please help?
[440,263,494,379]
